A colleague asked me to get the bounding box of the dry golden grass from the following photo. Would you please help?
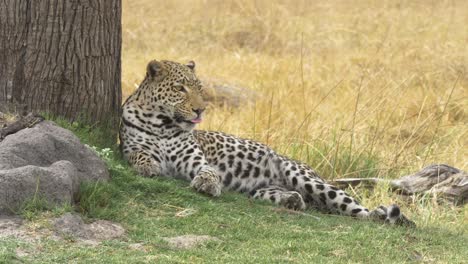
[122,0,467,227]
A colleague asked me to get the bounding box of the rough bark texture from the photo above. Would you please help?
[428,172,468,204]
[391,164,462,195]
[0,0,122,131]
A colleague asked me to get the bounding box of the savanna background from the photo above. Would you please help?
[2,0,467,263]
[123,0,467,225]
[124,0,467,171]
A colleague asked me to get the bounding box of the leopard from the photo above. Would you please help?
[120,59,415,227]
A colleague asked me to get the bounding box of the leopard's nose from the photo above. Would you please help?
[192,108,205,115]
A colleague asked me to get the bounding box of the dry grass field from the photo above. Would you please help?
[122,1,467,227]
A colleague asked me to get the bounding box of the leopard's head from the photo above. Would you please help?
[143,60,207,130]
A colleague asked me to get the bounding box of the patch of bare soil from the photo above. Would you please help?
[163,235,221,249]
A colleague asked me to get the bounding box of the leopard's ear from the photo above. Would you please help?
[146,60,167,80]
[186,60,196,71]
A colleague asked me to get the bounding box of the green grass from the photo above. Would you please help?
[1,121,467,263]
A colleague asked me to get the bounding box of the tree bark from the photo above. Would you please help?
[0,0,121,132]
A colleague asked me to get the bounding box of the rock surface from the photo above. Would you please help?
[0,121,109,213]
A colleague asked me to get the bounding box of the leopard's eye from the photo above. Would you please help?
[176,84,187,93]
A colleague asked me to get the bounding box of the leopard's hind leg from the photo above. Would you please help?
[274,156,415,226]
[127,150,162,177]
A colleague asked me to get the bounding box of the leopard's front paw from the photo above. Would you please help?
[135,162,161,178]
[190,170,222,197]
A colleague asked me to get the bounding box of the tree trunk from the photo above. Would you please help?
[0,0,121,132]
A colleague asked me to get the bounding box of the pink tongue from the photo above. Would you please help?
[191,118,202,124]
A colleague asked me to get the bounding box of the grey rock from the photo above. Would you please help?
[0,161,76,211]
[53,212,89,238]
[87,220,126,241]
[0,121,109,213]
